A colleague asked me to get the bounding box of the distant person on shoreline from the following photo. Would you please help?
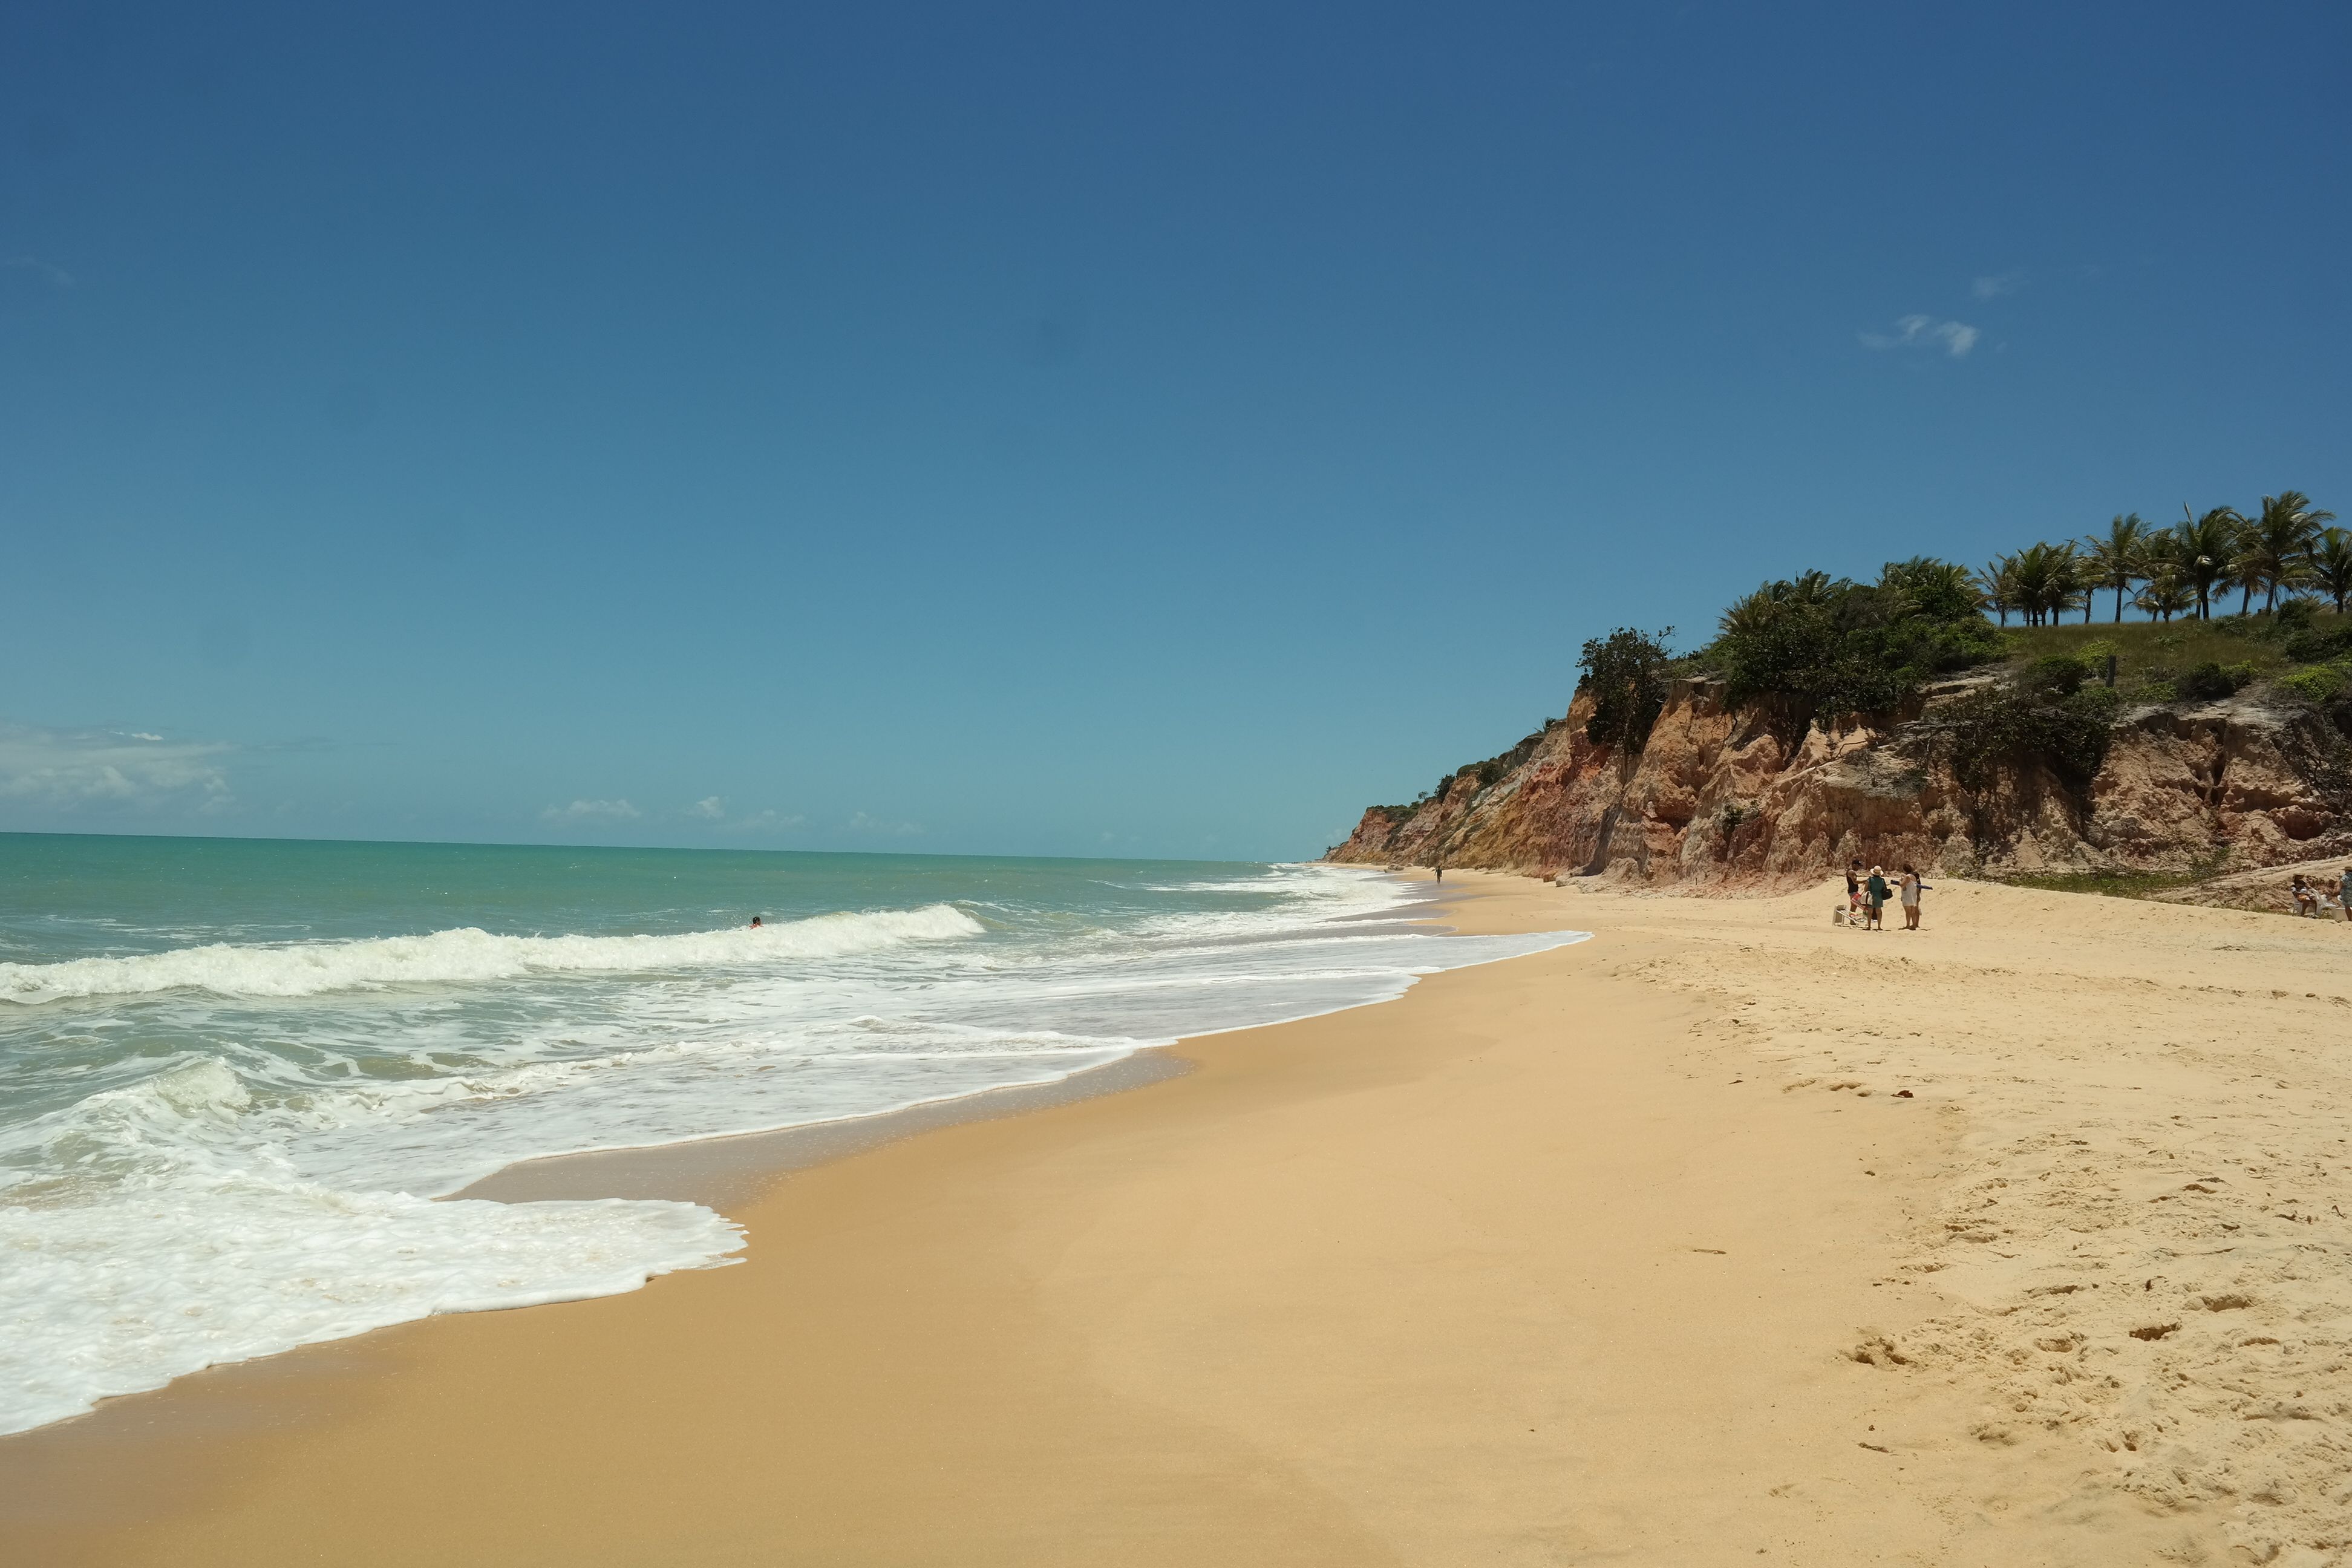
[1435,863,1443,884]
[751,915,763,929]
[1863,866,1890,930]
[1898,864,1926,930]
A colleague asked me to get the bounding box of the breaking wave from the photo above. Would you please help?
[0,904,986,1002]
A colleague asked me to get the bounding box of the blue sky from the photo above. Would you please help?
[2,1,2346,859]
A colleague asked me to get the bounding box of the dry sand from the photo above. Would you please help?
[7,872,2352,1565]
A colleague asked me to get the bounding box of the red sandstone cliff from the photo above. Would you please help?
[1325,678,2352,889]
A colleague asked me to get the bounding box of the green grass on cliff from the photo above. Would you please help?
[1992,615,2312,696]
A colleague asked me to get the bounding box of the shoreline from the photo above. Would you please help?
[456,1043,1197,1210]
[454,875,1462,1210]
[0,866,1459,1444]
[0,875,1517,1486]
[11,870,2352,1563]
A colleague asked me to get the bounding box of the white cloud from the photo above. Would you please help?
[1,255,74,289]
[682,796,805,834]
[848,811,925,837]
[1860,314,1979,358]
[0,724,232,811]
[541,798,640,824]
[1971,270,2024,300]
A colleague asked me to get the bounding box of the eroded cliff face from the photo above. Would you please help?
[1325,679,2352,890]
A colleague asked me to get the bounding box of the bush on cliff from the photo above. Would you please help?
[2276,665,2348,706]
[1705,561,1999,735]
[2278,615,2352,664]
[1577,627,1675,753]
[1936,656,2120,794]
[2176,661,2251,702]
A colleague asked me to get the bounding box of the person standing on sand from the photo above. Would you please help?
[1435,863,1443,884]
[1846,860,1863,916]
[1897,865,1924,930]
[2339,864,2351,921]
[1863,866,1890,930]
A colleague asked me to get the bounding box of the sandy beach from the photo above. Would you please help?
[10,871,2352,1565]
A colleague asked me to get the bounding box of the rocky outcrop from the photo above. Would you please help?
[1325,678,2352,891]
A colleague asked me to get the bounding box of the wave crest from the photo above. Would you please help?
[0,904,986,1003]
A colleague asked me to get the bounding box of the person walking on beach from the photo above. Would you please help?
[1863,866,1890,930]
[1897,864,1925,930]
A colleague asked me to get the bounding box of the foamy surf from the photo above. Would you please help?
[0,1175,742,1436]
[0,844,1587,1437]
[0,903,984,1002]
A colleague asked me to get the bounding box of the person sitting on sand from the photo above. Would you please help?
[1863,866,1890,930]
[1897,864,1926,930]
[2292,876,2319,918]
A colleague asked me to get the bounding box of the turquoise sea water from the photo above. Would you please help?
[0,834,1584,1436]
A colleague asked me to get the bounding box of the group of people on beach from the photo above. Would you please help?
[1844,860,1925,931]
[1844,860,2352,927]
[2287,867,2352,920]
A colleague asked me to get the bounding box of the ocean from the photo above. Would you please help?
[0,834,1585,1436]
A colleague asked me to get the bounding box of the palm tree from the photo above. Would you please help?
[2006,546,2052,627]
[1879,556,1984,620]
[1978,556,2019,627]
[2085,513,2149,623]
[2138,528,2186,621]
[2243,491,2337,613]
[2046,541,2088,625]
[2135,570,2194,622]
[2310,526,2352,615]
[2229,540,2266,617]
[2173,506,2243,620]
[1779,569,1841,607]
[1717,570,1849,641]
[2005,541,2085,626]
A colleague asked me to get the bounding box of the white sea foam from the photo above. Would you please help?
[0,903,984,1002]
[0,1173,741,1436]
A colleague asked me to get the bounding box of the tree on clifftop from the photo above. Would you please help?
[1709,563,1999,737]
[2173,506,2242,620]
[1577,628,1674,754]
[2086,514,2151,624]
[2311,527,2352,615]
[2241,491,2335,613]
[1880,556,1985,623]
